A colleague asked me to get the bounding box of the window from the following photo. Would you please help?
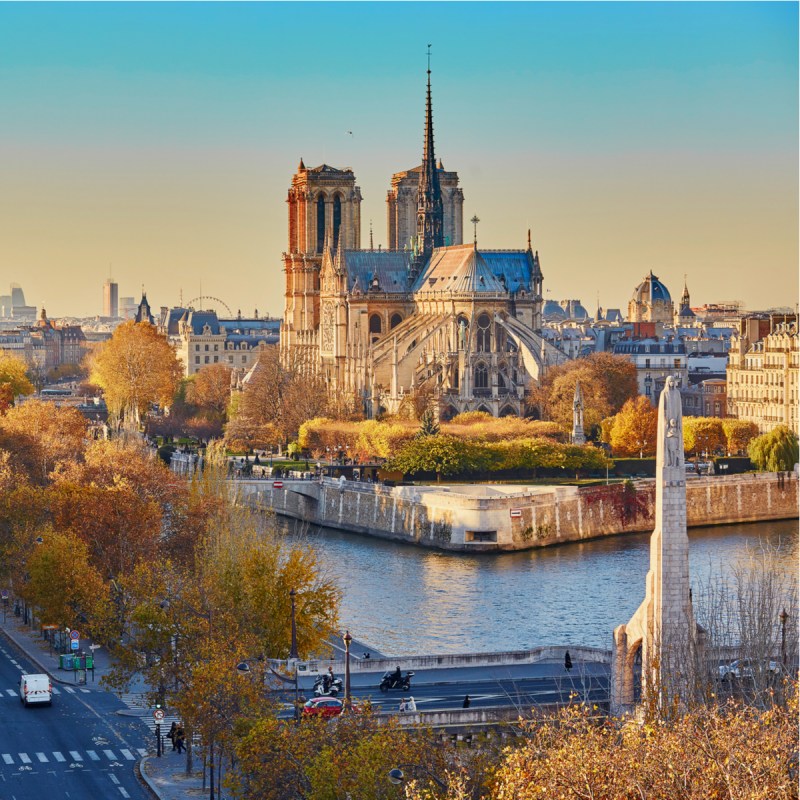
[214,356,218,363]
[477,313,491,352]
[195,356,200,364]
[242,356,246,363]
[204,356,209,364]
[205,344,209,352]
[390,313,403,330]
[674,358,681,369]
[369,314,382,335]
[474,362,489,389]
[333,195,342,249]
[214,345,219,352]
[645,358,650,368]
[228,356,233,363]
[316,194,326,253]
[195,344,200,352]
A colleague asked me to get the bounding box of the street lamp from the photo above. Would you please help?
[289,589,298,660]
[780,608,788,670]
[343,630,352,709]
[388,765,446,790]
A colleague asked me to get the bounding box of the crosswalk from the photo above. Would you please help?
[0,747,148,766]
[1,685,91,698]
[118,692,181,738]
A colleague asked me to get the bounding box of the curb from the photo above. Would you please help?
[138,757,162,800]
[0,625,68,685]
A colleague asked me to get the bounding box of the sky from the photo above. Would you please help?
[0,1,797,319]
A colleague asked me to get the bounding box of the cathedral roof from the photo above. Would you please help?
[342,251,414,294]
[481,250,537,293]
[414,244,506,295]
[305,163,353,175]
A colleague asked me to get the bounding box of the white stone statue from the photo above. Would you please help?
[658,375,683,468]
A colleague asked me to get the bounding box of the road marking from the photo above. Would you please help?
[35,753,48,763]
[137,748,148,757]
[5,689,15,697]
[2,754,13,764]
[51,687,60,694]
[18,753,31,764]
[87,750,100,761]
[103,750,117,761]
[120,749,134,761]
[119,788,131,798]
[68,751,83,761]
[109,774,120,784]
[53,751,65,762]
[64,687,75,694]
[80,688,90,694]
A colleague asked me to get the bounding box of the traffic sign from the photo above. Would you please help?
[153,708,165,722]
[1,590,8,599]
[70,630,80,640]
[70,640,80,651]
[509,508,522,518]
[273,481,284,489]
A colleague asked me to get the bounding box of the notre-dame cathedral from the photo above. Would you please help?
[280,67,565,419]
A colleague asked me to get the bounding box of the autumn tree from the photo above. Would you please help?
[0,351,34,408]
[185,364,233,419]
[721,419,760,455]
[748,425,799,472]
[534,353,638,435]
[417,409,440,437]
[609,396,659,458]
[682,416,725,457]
[0,400,87,483]
[89,320,182,427]
[388,434,491,482]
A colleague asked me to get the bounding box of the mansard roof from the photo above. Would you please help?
[414,244,506,295]
[182,310,221,335]
[342,250,414,295]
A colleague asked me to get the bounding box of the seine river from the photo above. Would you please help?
[279,519,798,657]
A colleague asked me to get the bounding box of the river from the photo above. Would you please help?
[277,518,798,657]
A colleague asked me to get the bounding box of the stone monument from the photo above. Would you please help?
[571,381,586,445]
[610,375,697,715]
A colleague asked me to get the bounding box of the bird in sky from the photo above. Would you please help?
[346,131,353,135]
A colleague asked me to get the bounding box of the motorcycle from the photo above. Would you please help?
[313,674,343,697]
[379,670,415,693]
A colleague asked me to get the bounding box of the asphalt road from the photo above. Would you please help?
[0,638,151,800]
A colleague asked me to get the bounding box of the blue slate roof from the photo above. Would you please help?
[342,251,414,294]
[481,250,536,294]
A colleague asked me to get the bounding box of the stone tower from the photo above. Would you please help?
[611,375,697,715]
[281,161,362,364]
[571,381,586,445]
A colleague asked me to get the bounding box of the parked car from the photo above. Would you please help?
[19,673,52,707]
[302,696,360,718]
[718,659,779,681]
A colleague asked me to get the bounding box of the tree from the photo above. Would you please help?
[722,419,760,455]
[388,435,487,482]
[0,401,87,483]
[609,396,659,458]
[0,351,34,407]
[185,364,233,420]
[417,409,440,438]
[534,353,638,435]
[748,425,799,472]
[89,320,183,426]
[683,416,725,457]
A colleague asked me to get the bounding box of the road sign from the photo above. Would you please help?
[70,630,80,640]
[273,481,284,489]
[509,508,522,518]
[1,590,8,599]
[153,708,165,722]
[70,640,80,650]
[41,624,59,630]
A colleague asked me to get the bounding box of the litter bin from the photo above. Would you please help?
[59,654,75,670]
[85,655,94,670]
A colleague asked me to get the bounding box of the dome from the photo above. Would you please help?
[563,299,589,320]
[632,271,671,304]
[543,300,567,321]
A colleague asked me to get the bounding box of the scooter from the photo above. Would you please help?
[379,670,415,692]
[313,674,343,697]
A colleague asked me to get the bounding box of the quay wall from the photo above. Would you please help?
[236,471,798,553]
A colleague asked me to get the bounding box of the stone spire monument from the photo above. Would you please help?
[611,375,698,715]
[571,381,585,445]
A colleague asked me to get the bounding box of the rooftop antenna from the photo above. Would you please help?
[370,220,374,251]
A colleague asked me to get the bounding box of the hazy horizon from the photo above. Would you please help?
[1,2,797,319]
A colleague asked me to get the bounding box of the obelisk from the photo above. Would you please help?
[610,375,696,714]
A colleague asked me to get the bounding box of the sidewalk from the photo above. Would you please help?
[0,610,201,799]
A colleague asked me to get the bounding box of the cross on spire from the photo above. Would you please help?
[470,214,480,246]
[427,43,432,73]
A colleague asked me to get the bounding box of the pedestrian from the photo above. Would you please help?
[175,724,186,754]
[167,721,177,751]
[564,650,573,671]
[399,697,407,712]
[462,694,471,709]
[407,696,417,712]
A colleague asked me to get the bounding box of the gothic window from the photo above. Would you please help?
[316,195,326,253]
[333,195,342,250]
[369,314,382,335]
[477,313,491,352]
[474,362,489,389]
[390,313,403,330]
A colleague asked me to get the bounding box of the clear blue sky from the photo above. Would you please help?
[0,2,796,317]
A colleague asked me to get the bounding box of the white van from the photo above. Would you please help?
[19,673,52,707]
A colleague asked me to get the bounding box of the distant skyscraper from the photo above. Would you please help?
[103,279,119,317]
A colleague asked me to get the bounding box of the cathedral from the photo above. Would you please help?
[280,67,565,419]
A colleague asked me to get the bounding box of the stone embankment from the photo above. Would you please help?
[236,471,798,553]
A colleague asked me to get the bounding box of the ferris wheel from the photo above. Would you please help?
[186,296,233,317]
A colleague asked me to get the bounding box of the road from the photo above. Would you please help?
[0,638,152,800]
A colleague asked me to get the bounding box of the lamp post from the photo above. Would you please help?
[780,608,788,670]
[289,589,298,660]
[388,765,446,790]
[343,630,352,709]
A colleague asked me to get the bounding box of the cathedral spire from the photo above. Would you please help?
[415,45,444,272]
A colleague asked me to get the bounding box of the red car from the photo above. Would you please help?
[302,697,360,718]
